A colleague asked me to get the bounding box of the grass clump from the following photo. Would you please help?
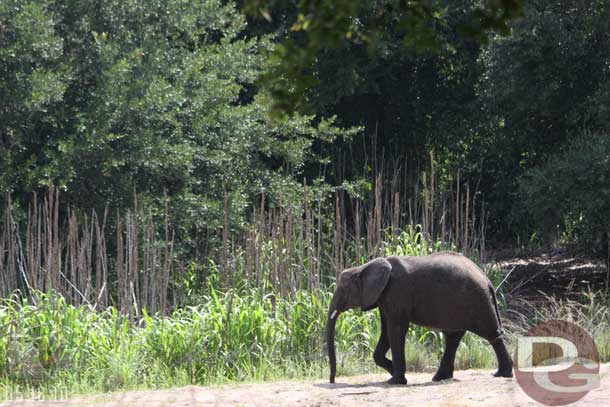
[455,334,496,370]
[505,291,610,364]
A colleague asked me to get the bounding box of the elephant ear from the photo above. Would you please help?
[359,257,392,310]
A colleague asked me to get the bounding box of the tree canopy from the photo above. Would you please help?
[245,0,523,114]
[0,0,354,230]
[2,0,609,254]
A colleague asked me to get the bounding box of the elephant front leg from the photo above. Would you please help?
[387,321,409,385]
[373,310,393,374]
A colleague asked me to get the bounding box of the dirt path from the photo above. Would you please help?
[4,364,609,407]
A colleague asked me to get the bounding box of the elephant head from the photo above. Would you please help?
[327,257,392,383]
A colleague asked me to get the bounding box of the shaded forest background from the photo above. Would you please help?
[2,0,610,311]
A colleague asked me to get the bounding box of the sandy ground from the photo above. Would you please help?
[3,364,609,407]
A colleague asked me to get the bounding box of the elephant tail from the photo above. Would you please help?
[489,285,504,338]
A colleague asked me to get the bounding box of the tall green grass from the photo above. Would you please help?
[2,289,609,400]
[0,287,380,398]
[0,289,463,397]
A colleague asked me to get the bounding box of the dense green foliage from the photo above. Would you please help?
[245,0,523,114]
[2,0,610,253]
[0,0,353,240]
[471,1,610,239]
[520,132,610,253]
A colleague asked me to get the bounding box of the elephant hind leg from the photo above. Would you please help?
[469,325,514,378]
[432,330,465,382]
[490,338,513,378]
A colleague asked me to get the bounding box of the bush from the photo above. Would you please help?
[519,132,610,254]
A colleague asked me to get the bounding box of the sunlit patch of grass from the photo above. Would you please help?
[455,333,496,370]
[405,340,437,372]
[385,225,454,257]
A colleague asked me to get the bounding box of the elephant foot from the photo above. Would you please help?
[494,368,513,377]
[432,371,453,382]
[387,376,407,385]
[493,369,513,378]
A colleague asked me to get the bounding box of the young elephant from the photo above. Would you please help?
[327,252,513,384]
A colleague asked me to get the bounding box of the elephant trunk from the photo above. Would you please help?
[327,297,340,383]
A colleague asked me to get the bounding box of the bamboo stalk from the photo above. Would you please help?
[375,174,382,255]
[354,199,361,263]
[335,191,341,273]
[222,189,229,289]
[465,184,470,254]
[455,172,461,251]
[429,151,435,240]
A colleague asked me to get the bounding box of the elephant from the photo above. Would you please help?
[327,252,513,384]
